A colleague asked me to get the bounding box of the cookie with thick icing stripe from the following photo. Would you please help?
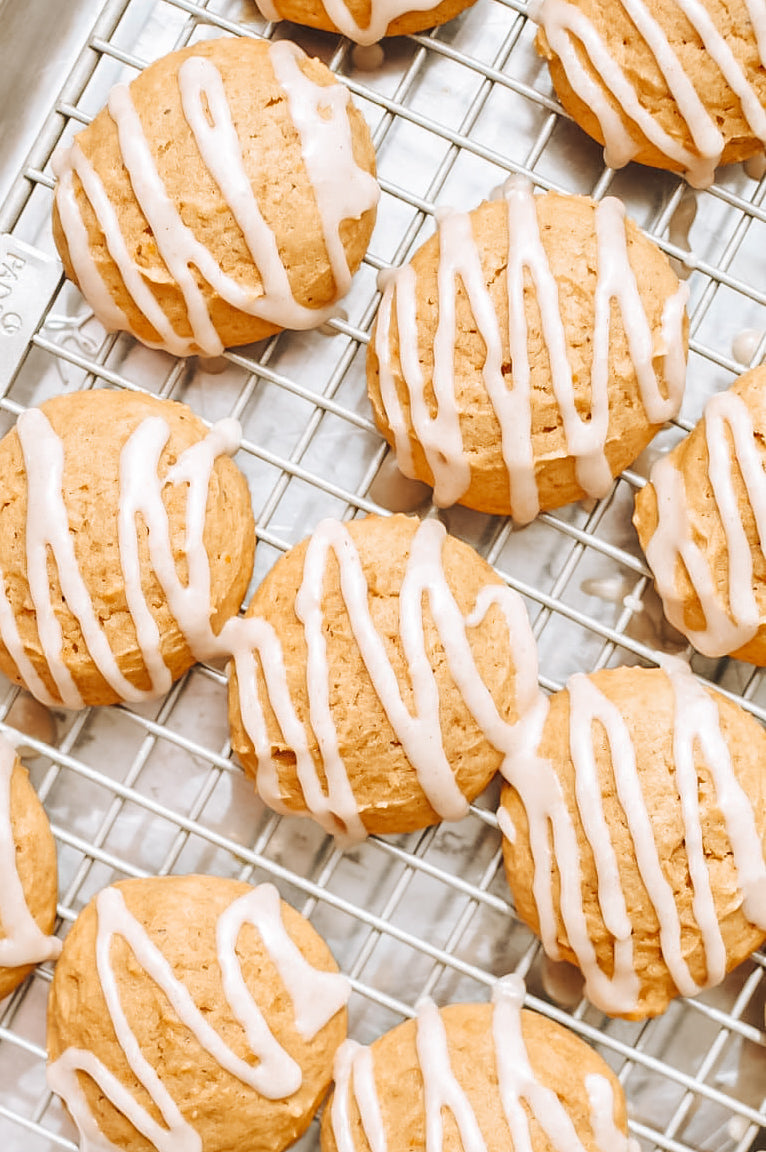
[321,978,632,1152]
[531,0,766,187]
[0,735,60,1000]
[52,36,379,355]
[634,365,766,663]
[227,512,542,843]
[499,662,766,1019]
[0,388,255,708]
[47,875,350,1152]
[367,182,688,522]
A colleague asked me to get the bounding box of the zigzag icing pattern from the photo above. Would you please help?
[498,659,766,1015]
[330,976,637,1152]
[530,0,766,187]
[53,42,379,355]
[374,178,687,523]
[644,388,766,657]
[0,410,242,710]
[228,516,541,845]
[47,882,350,1152]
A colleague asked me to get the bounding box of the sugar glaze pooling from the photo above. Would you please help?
[374,178,688,524]
[330,974,637,1152]
[46,881,350,1152]
[530,0,766,188]
[644,388,766,657]
[0,409,242,710]
[53,41,379,356]
[0,735,61,970]
[498,658,766,1015]
[229,516,542,845]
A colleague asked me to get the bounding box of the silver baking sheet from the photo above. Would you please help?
[1,0,766,1149]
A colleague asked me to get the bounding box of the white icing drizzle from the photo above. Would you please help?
[499,659,766,1015]
[46,882,350,1152]
[644,388,766,657]
[0,408,241,710]
[492,976,591,1152]
[746,0,766,63]
[229,515,541,845]
[268,42,379,295]
[52,43,379,356]
[732,328,764,365]
[351,44,387,71]
[331,1040,388,1152]
[416,996,486,1152]
[217,881,351,1042]
[0,737,61,969]
[51,155,132,336]
[374,179,687,524]
[375,264,424,485]
[0,560,59,709]
[532,0,766,188]
[329,975,631,1152]
[585,1075,640,1152]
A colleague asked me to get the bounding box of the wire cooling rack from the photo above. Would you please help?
[2,0,766,1149]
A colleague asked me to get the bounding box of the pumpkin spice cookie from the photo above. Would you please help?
[47,875,350,1152]
[0,735,60,1000]
[530,0,766,188]
[0,388,255,708]
[634,365,766,663]
[322,976,633,1152]
[249,0,478,47]
[52,36,380,355]
[499,661,766,1019]
[228,513,542,843]
[368,180,688,522]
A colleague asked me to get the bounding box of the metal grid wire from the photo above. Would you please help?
[1,0,766,1149]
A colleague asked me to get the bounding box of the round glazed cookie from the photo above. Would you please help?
[498,661,766,1019]
[47,875,350,1152]
[0,735,60,1000]
[634,365,766,663]
[530,0,766,188]
[0,388,255,709]
[368,180,688,522]
[250,0,477,47]
[322,976,632,1152]
[52,36,380,356]
[227,513,541,843]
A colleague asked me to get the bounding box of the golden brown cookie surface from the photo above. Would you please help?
[0,737,59,1000]
[47,875,349,1152]
[634,365,766,663]
[499,663,766,1019]
[532,0,766,186]
[0,388,255,708]
[228,513,541,841]
[367,182,687,520]
[321,982,630,1152]
[52,36,379,355]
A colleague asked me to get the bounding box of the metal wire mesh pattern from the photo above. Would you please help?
[1,0,766,1148]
